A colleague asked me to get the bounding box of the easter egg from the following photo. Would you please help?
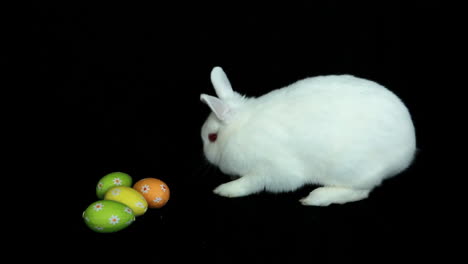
[96,172,133,199]
[133,178,170,208]
[104,186,148,216]
[83,200,135,233]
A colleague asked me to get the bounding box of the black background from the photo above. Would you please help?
[34,1,449,263]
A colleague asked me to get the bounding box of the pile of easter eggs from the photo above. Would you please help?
[82,172,170,233]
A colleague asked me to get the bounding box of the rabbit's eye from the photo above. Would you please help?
[208,133,218,142]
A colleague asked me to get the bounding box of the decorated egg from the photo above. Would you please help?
[83,200,135,233]
[104,186,148,216]
[133,178,170,208]
[96,172,133,199]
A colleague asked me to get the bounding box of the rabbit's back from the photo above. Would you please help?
[229,75,415,188]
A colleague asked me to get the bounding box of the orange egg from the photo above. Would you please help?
[133,178,170,208]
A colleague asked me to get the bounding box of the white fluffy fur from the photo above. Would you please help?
[200,67,416,206]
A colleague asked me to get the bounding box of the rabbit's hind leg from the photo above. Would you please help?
[300,187,370,206]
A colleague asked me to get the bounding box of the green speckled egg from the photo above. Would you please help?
[83,200,135,233]
[96,172,133,199]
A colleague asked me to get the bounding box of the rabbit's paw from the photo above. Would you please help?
[214,182,250,198]
[214,177,261,198]
[300,187,370,206]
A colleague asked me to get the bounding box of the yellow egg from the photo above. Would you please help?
[104,186,148,216]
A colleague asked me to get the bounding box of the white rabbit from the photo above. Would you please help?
[200,67,416,206]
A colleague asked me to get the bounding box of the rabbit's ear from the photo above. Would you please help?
[200,94,232,121]
[211,66,233,99]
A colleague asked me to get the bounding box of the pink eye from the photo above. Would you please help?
[208,133,218,142]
